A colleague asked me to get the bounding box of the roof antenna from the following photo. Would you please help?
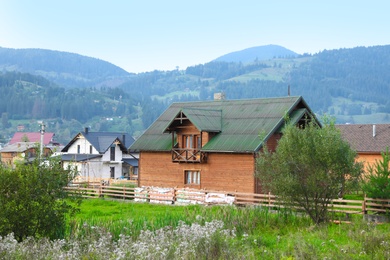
[288,85,290,96]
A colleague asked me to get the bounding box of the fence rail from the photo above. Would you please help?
[64,185,390,216]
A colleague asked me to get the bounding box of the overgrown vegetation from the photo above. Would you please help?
[0,156,81,241]
[256,116,363,224]
[1,200,389,259]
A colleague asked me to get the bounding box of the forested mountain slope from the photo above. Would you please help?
[0,47,132,88]
[1,45,390,145]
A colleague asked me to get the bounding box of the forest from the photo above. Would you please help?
[1,45,390,144]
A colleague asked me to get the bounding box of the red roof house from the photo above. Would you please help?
[9,132,55,145]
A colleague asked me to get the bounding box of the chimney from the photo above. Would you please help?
[84,127,89,134]
[122,134,126,146]
[373,124,376,138]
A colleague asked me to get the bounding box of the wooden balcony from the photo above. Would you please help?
[172,148,206,163]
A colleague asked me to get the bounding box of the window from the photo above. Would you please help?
[90,145,93,154]
[110,146,115,161]
[183,135,201,149]
[185,170,200,185]
[77,145,80,154]
[110,167,115,178]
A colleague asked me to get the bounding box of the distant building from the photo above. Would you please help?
[336,124,390,172]
[9,132,55,145]
[0,142,56,167]
[0,131,60,167]
[60,128,137,180]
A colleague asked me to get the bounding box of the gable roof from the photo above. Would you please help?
[9,132,54,145]
[61,131,134,153]
[0,142,37,153]
[336,124,390,154]
[164,108,222,133]
[130,96,315,153]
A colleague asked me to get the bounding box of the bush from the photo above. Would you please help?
[0,157,81,241]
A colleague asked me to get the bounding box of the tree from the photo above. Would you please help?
[256,117,363,224]
[362,147,390,199]
[0,156,81,241]
[1,112,8,129]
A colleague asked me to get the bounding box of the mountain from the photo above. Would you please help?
[212,44,298,63]
[0,47,132,88]
[1,44,390,145]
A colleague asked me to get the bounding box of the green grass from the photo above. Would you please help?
[65,199,390,259]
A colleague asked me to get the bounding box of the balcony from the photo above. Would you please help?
[172,148,206,163]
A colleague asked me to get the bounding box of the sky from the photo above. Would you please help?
[1,1,390,73]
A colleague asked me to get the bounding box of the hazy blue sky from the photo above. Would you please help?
[1,1,389,73]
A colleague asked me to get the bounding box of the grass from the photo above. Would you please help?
[2,199,389,259]
[63,199,390,259]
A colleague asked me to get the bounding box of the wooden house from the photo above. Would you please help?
[61,128,137,180]
[0,142,53,167]
[336,124,390,172]
[129,96,317,193]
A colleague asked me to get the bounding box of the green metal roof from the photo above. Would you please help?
[164,108,222,133]
[129,96,314,153]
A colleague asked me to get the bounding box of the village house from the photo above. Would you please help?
[336,124,390,172]
[61,128,137,180]
[129,96,318,193]
[0,142,54,167]
[9,132,56,145]
[0,132,60,167]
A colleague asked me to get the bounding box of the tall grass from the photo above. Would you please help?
[1,199,389,259]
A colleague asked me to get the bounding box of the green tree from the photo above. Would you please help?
[256,117,363,224]
[362,148,390,199]
[1,112,8,129]
[0,156,81,241]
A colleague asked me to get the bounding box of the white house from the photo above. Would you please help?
[60,128,137,180]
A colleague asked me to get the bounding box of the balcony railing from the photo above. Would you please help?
[172,148,206,163]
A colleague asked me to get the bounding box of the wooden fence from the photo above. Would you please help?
[64,185,390,216]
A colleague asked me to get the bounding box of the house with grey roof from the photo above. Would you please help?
[61,128,137,180]
[336,124,390,171]
[129,96,317,193]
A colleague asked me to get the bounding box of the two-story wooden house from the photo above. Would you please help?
[61,128,136,180]
[129,96,317,193]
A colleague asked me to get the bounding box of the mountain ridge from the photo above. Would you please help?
[212,44,299,63]
[1,44,390,144]
[0,47,132,88]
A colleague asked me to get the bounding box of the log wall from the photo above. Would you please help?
[139,151,256,193]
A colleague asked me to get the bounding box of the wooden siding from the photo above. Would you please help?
[265,133,282,152]
[139,151,256,193]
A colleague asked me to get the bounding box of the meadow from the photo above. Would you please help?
[1,198,390,259]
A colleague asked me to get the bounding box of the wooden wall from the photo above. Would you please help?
[356,153,382,176]
[139,151,256,193]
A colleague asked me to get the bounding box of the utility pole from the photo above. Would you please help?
[38,121,45,159]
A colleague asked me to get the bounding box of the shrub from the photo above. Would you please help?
[0,157,81,241]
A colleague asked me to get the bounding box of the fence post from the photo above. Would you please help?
[362,194,367,215]
[268,191,271,207]
[173,187,177,205]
